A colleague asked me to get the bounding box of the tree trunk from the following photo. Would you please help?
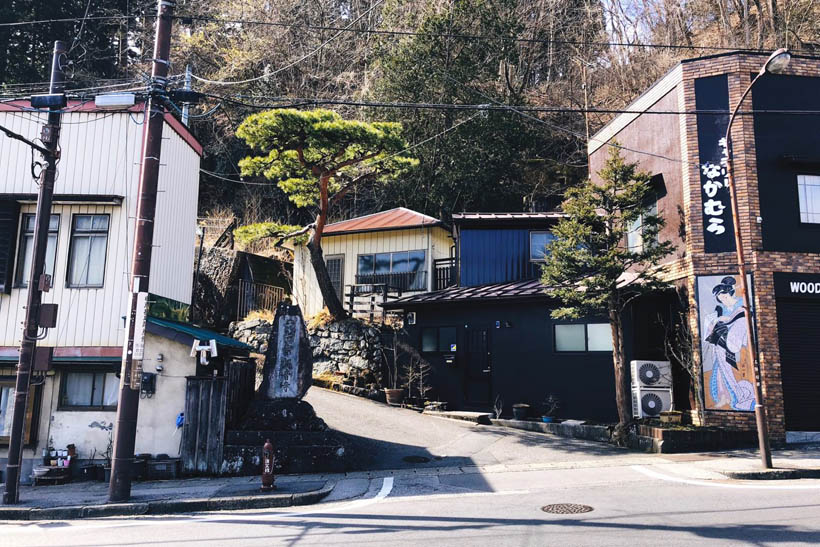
[306,238,347,320]
[308,173,347,321]
[609,303,632,445]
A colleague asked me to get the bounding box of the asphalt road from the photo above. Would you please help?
[3,388,820,546]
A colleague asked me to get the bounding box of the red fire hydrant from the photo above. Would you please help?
[261,438,275,491]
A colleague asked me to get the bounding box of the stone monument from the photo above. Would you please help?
[223,303,346,475]
[258,303,313,400]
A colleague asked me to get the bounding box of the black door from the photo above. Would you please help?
[465,328,491,406]
[775,299,820,431]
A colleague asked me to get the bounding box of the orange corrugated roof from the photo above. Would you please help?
[323,207,441,235]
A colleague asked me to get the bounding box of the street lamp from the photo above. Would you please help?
[724,48,789,469]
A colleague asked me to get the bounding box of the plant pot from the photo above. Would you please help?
[660,411,683,425]
[384,388,405,405]
[541,416,554,423]
[512,404,529,420]
[104,466,112,482]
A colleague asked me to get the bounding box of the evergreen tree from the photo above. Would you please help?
[540,147,675,441]
[236,108,416,319]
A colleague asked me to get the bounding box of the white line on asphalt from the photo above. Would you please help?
[2,476,396,533]
[631,465,820,490]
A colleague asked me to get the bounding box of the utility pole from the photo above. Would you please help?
[3,41,67,505]
[109,0,176,502]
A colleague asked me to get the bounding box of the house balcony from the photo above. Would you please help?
[434,257,457,291]
[355,271,427,293]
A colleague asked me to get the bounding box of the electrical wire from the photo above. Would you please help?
[1,13,815,55]
[199,112,480,186]
[68,0,94,54]
[195,92,820,116]
[189,0,386,86]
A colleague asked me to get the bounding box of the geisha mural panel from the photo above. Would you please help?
[696,274,756,411]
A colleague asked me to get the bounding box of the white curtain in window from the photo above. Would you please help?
[64,372,94,406]
[87,235,107,285]
[103,373,120,406]
[70,236,91,285]
[0,386,14,436]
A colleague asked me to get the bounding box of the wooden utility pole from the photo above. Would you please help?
[3,40,67,505]
[108,0,176,502]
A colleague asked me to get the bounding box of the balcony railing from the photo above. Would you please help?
[355,271,427,292]
[433,257,457,291]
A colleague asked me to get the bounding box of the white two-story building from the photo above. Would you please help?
[0,99,207,479]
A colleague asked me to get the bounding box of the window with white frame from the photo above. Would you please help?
[67,214,109,287]
[529,231,557,262]
[797,174,820,224]
[554,323,613,352]
[626,199,658,253]
[15,213,59,286]
[59,370,119,409]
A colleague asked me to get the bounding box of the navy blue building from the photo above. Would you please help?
[385,213,621,421]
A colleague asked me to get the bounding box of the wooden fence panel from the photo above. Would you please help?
[225,360,256,429]
[181,377,227,475]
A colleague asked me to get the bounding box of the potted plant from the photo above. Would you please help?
[100,428,114,482]
[541,394,560,423]
[512,403,529,420]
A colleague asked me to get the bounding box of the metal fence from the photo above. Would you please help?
[237,279,286,319]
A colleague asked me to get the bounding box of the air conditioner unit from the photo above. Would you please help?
[631,386,673,418]
[630,360,672,388]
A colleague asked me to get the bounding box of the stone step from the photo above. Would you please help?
[423,410,492,425]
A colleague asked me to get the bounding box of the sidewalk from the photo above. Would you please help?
[648,443,820,482]
[0,474,333,521]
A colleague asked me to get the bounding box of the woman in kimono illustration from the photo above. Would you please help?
[703,277,756,411]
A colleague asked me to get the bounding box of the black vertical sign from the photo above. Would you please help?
[695,75,736,253]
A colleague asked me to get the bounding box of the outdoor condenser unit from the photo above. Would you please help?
[631,386,673,418]
[630,360,672,388]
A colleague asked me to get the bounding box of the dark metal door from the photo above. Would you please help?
[776,299,820,431]
[465,328,491,406]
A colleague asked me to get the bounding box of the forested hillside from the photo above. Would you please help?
[3,0,819,228]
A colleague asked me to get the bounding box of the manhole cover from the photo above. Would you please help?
[541,503,594,514]
[402,455,431,464]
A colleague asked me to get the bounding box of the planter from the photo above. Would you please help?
[512,404,530,420]
[660,411,683,425]
[384,388,405,406]
[80,464,99,481]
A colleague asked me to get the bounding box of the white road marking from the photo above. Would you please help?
[2,476,396,533]
[631,465,820,490]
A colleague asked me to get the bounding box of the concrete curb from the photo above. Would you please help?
[424,410,492,425]
[0,482,334,521]
[724,468,820,480]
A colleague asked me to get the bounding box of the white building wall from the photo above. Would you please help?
[133,332,196,457]
[293,226,453,317]
[149,123,200,305]
[0,108,200,346]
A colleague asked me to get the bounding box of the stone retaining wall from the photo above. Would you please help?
[229,317,388,388]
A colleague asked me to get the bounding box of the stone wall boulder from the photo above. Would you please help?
[229,318,273,354]
[309,319,386,385]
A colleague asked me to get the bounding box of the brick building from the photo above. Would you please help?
[588,51,820,443]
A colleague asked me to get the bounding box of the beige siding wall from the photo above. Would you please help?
[0,203,130,347]
[293,226,453,317]
[150,123,200,304]
[0,110,200,347]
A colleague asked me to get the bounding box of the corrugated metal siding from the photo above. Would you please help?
[460,228,539,286]
[0,110,199,346]
[293,226,452,317]
[0,203,130,347]
[149,123,199,304]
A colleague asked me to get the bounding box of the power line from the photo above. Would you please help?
[188,0,386,86]
[197,92,820,116]
[1,13,810,55]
